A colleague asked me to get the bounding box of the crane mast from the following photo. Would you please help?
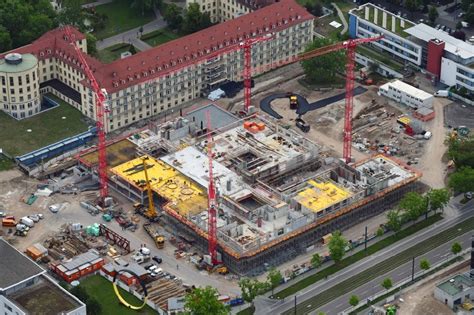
[63,26,109,202]
[206,111,219,265]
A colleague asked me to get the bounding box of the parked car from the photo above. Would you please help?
[435,24,441,29]
[458,12,465,18]
[49,205,59,213]
[37,213,44,220]
[441,25,446,31]
[0,211,6,218]
[28,215,40,222]
[152,256,162,264]
[446,27,452,34]
[144,263,154,270]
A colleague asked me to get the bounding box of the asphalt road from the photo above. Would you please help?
[257,202,474,315]
[316,232,472,315]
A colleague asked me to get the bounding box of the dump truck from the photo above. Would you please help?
[143,223,165,249]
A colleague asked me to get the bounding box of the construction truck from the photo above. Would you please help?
[143,223,165,249]
[295,117,310,133]
[289,95,298,109]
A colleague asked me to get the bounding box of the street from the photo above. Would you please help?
[257,201,474,315]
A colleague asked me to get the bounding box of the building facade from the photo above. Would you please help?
[0,53,42,119]
[379,79,433,109]
[0,0,314,132]
[186,0,274,23]
[349,3,422,66]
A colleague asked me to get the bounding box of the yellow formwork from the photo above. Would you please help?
[295,180,352,213]
[111,156,208,216]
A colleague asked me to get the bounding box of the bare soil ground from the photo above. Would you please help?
[396,263,469,315]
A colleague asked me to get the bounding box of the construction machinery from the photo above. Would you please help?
[63,26,109,203]
[143,223,165,249]
[137,156,159,222]
[206,112,219,265]
[289,95,298,110]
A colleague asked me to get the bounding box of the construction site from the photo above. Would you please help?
[72,104,422,275]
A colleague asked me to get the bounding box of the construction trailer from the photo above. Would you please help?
[50,250,105,282]
[96,112,422,275]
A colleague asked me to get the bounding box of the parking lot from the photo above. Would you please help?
[444,102,474,128]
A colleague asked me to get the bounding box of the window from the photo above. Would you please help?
[9,77,14,86]
[4,303,13,311]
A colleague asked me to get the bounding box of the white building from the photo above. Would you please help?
[379,80,433,109]
[0,238,86,315]
[434,273,474,309]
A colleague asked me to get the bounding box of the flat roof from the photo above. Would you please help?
[160,146,247,196]
[356,155,415,186]
[437,273,474,296]
[60,250,101,271]
[380,80,433,100]
[0,53,37,73]
[0,238,45,290]
[111,155,208,216]
[185,104,239,131]
[404,23,474,60]
[80,138,137,171]
[294,180,352,213]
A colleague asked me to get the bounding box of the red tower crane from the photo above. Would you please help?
[241,33,274,113]
[64,26,109,201]
[205,111,219,265]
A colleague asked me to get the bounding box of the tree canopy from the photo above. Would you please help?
[449,167,474,193]
[328,230,348,263]
[381,277,393,290]
[239,278,269,305]
[420,258,431,271]
[181,3,212,34]
[0,0,58,52]
[428,6,439,24]
[132,0,161,16]
[267,267,283,295]
[184,286,229,315]
[399,192,428,221]
[349,295,359,307]
[301,38,345,84]
[163,4,183,30]
[451,242,462,255]
[386,210,402,233]
[311,253,322,268]
[426,188,450,213]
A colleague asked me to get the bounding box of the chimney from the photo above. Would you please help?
[471,235,474,279]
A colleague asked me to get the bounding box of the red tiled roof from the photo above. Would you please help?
[2,0,313,94]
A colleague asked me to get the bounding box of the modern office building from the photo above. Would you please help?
[0,238,86,315]
[348,3,422,66]
[0,0,314,132]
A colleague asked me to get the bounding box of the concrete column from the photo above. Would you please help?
[365,6,370,20]
[382,11,387,28]
[400,19,405,28]
[392,15,396,32]
[374,8,378,25]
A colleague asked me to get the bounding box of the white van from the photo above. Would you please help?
[20,216,34,227]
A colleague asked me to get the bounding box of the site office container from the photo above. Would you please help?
[2,219,16,227]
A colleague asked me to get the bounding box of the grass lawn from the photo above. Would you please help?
[0,156,14,171]
[79,275,156,315]
[140,28,180,47]
[0,94,89,157]
[315,14,345,40]
[93,0,155,40]
[97,43,138,63]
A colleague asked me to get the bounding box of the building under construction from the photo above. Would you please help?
[80,105,422,275]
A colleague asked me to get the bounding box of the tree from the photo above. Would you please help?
[305,1,323,16]
[420,258,430,271]
[184,286,229,315]
[328,230,348,263]
[163,3,183,30]
[457,21,463,30]
[311,253,322,269]
[132,0,161,16]
[349,295,359,307]
[386,210,402,233]
[57,0,85,31]
[449,167,474,193]
[428,6,439,24]
[399,192,428,221]
[301,38,345,84]
[239,278,269,306]
[0,25,12,52]
[381,277,393,290]
[86,33,97,56]
[448,137,474,169]
[181,3,212,34]
[451,242,462,256]
[427,188,450,213]
[267,267,283,296]
[462,0,472,11]
[405,0,417,12]
[376,227,384,237]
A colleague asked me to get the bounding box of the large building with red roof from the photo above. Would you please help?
[0,0,314,130]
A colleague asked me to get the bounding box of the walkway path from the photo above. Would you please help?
[96,6,166,52]
[81,0,113,9]
[332,2,348,35]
